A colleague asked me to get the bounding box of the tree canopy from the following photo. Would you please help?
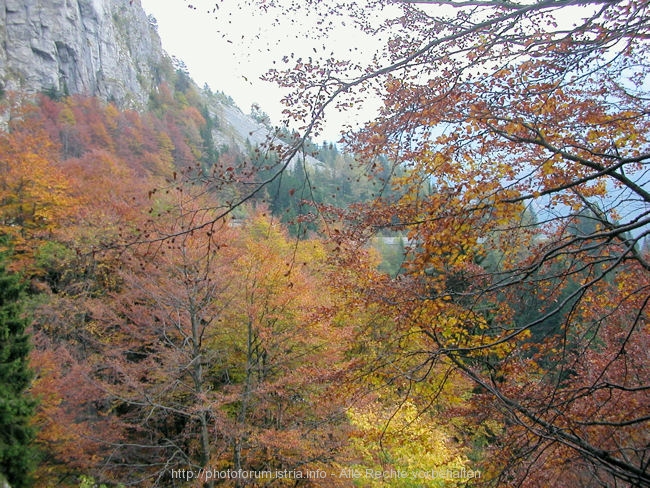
[0,256,36,488]
[249,0,650,485]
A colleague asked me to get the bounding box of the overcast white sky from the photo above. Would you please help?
[138,1,603,144]
[138,0,381,141]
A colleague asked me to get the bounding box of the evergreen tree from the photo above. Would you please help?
[0,258,36,488]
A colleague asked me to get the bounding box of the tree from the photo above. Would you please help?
[28,337,119,487]
[243,0,650,485]
[79,190,355,485]
[216,213,353,482]
[94,226,234,486]
[347,400,472,487]
[0,254,36,488]
[0,99,74,262]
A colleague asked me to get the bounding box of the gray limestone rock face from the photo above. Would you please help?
[0,0,165,108]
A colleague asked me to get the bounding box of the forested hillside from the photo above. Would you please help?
[0,72,417,487]
[0,0,648,487]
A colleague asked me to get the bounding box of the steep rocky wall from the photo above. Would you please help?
[0,0,165,107]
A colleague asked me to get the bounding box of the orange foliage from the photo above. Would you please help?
[259,0,650,484]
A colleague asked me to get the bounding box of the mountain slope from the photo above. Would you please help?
[0,0,285,153]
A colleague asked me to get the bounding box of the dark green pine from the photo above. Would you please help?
[0,262,37,488]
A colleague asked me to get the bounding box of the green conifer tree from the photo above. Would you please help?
[0,258,36,488]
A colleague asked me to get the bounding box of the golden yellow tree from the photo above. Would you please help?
[0,100,74,258]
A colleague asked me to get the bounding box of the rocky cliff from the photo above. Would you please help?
[0,0,323,166]
[0,0,164,107]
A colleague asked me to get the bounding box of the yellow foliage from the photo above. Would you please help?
[347,401,475,487]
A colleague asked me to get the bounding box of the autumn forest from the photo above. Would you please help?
[0,0,649,487]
